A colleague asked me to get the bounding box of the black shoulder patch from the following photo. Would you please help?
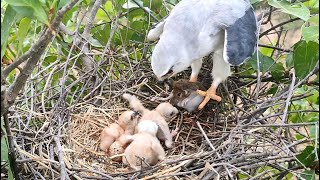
[224,8,257,66]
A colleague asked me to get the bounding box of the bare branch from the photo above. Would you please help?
[259,17,300,38]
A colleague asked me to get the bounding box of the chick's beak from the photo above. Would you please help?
[131,111,140,120]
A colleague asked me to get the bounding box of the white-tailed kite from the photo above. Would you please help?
[148,0,257,109]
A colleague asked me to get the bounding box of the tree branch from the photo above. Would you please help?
[3,113,21,180]
[258,44,292,52]
[2,0,80,115]
[259,17,300,38]
[78,0,106,71]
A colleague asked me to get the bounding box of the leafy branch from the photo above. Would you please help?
[1,0,80,116]
[1,0,80,179]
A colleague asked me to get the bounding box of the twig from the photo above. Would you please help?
[259,17,300,38]
[258,44,292,52]
[196,121,233,179]
[54,136,70,180]
[131,0,159,22]
[281,72,296,124]
[70,168,115,180]
[246,122,317,128]
[3,113,21,180]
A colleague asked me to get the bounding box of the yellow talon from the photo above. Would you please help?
[197,86,221,110]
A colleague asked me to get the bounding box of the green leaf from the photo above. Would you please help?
[1,137,9,161]
[5,0,49,25]
[58,0,69,8]
[105,1,115,14]
[270,62,285,80]
[89,37,104,47]
[307,15,319,25]
[18,17,31,51]
[260,44,275,57]
[62,6,77,24]
[301,170,316,180]
[8,166,13,180]
[1,5,17,60]
[238,173,249,179]
[127,9,145,21]
[286,52,294,69]
[296,146,316,167]
[293,41,319,79]
[267,84,279,95]
[302,25,319,42]
[142,0,162,11]
[248,52,275,73]
[309,126,317,138]
[305,0,319,13]
[248,52,285,79]
[285,173,293,180]
[92,24,111,46]
[268,0,311,21]
[123,0,144,9]
[295,134,304,140]
[306,89,319,104]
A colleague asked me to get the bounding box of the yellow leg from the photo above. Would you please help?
[197,85,221,109]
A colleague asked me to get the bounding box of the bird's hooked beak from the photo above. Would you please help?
[157,68,176,81]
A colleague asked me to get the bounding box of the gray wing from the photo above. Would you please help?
[223,7,257,66]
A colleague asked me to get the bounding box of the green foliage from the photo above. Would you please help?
[293,41,319,79]
[268,0,311,21]
[248,51,285,80]
[122,0,143,9]
[5,0,49,25]
[1,119,13,180]
[302,15,319,42]
[1,137,9,163]
[1,5,17,60]
[289,86,319,123]
[296,146,318,167]
[17,17,32,54]
[301,170,316,180]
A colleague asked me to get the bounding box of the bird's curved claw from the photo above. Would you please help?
[197,86,221,110]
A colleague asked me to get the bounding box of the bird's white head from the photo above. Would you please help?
[151,42,192,81]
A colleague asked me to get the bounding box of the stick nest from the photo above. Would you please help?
[6,50,319,180]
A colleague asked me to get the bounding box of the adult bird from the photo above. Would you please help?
[147,0,257,110]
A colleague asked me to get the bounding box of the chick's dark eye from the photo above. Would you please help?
[177,93,182,97]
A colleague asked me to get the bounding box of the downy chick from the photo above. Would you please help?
[100,111,139,153]
[120,120,165,170]
[123,93,179,148]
